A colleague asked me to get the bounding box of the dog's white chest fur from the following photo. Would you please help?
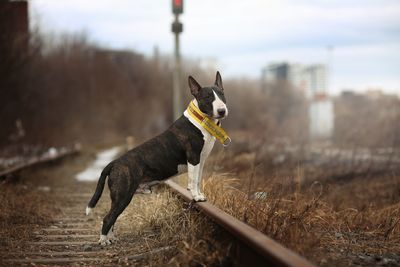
[200,130,216,158]
[183,103,217,202]
[183,107,216,159]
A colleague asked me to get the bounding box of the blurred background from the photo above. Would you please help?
[1,0,400,180]
[1,0,399,146]
[1,1,400,264]
[1,0,400,184]
[1,0,400,179]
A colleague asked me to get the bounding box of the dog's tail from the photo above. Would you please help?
[86,162,113,215]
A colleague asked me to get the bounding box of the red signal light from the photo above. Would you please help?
[172,0,183,14]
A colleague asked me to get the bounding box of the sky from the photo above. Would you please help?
[30,0,400,95]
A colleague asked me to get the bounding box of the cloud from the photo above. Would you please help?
[30,0,400,93]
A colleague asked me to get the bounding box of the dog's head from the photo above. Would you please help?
[188,71,228,120]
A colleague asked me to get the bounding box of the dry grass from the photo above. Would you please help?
[198,133,400,265]
[1,143,398,266]
[108,185,233,266]
[198,171,400,266]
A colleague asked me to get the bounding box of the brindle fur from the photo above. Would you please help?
[87,72,226,239]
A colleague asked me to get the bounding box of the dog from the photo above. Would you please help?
[86,71,228,246]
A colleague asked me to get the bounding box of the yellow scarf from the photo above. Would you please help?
[186,101,231,147]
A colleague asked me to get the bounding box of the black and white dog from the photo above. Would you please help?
[86,72,228,245]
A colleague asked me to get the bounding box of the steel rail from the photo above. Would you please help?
[165,180,316,267]
[0,145,80,178]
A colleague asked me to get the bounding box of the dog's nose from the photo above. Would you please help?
[217,108,226,116]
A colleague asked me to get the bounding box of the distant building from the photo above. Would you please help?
[262,62,327,98]
[309,100,334,139]
[262,63,290,82]
[287,64,308,94]
[0,0,29,53]
[262,62,333,140]
[0,0,29,142]
[302,64,327,99]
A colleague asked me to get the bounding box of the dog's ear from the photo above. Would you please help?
[215,71,223,90]
[188,76,202,96]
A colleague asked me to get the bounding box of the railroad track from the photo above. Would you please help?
[1,150,315,266]
[165,180,315,267]
[0,145,81,179]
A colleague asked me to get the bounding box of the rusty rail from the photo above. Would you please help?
[165,180,315,267]
[0,145,81,178]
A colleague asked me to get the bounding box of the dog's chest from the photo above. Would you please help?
[201,131,215,159]
[175,132,214,175]
[183,109,217,162]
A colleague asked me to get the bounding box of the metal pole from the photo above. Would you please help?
[172,14,182,121]
[326,45,333,94]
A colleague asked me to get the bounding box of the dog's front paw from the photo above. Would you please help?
[193,193,207,202]
[98,235,112,246]
[189,189,207,202]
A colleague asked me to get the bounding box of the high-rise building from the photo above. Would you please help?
[262,63,290,82]
[262,62,326,99]
[303,64,327,99]
[262,62,333,140]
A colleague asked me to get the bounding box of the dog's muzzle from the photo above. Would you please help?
[215,107,228,119]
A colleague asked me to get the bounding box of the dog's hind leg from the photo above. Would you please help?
[99,194,134,246]
[106,225,117,242]
[99,171,138,246]
[99,204,127,245]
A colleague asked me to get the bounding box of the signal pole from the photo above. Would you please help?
[171,0,183,120]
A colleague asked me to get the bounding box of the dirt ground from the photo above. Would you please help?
[2,142,398,267]
[0,147,233,266]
